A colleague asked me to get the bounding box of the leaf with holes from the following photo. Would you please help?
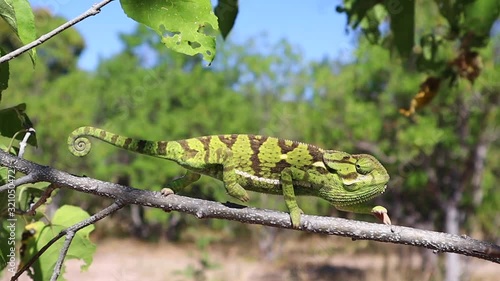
[120,0,218,63]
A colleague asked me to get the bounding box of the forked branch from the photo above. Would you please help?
[11,202,124,281]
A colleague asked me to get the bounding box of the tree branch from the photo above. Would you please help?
[1,150,499,263]
[11,201,124,281]
[0,0,115,64]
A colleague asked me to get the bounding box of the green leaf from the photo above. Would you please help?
[0,221,16,272]
[120,0,218,63]
[463,0,500,47]
[214,0,238,39]
[23,205,96,281]
[0,103,37,147]
[0,0,37,63]
[337,0,379,29]
[385,0,414,59]
[11,0,37,63]
[0,0,16,30]
[359,4,386,44]
[0,47,9,96]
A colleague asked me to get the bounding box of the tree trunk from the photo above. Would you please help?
[444,203,461,281]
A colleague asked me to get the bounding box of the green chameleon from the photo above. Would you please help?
[68,126,391,228]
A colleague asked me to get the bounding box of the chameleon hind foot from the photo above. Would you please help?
[226,183,250,202]
[160,188,174,196]
[165,171,201,193]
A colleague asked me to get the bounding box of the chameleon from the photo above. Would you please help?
[68,126,391,228]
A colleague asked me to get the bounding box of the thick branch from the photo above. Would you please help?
[1,150,499,263]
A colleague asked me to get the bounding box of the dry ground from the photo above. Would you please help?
[5,236,499,281]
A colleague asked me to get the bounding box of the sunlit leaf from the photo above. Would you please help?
[11,0,37,63]
[120,0,218,63]
[0,0,37,63]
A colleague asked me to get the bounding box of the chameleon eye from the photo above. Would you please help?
[355,159,374,175]
[323,151,356,172]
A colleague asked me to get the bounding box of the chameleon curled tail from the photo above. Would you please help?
[68,130,93,156]
[68,127,116,157]
[68,126,165,158]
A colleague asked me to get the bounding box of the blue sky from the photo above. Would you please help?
[29,0,355,70]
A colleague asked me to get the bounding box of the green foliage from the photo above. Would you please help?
[0,166,16,273]
[0,220,16,272]
[0,0,36,61]
[385,0,415,58]
[396,116,444,157]
[16,182,52,210]
[0,103,36,147]
[462,0,500,46]
[338,0,500,62]
[0,47,8,95]
[416,34,455,74]
[214,0,238,39]
[0,8,85,152]
[22,206,95,281]
[10,0,36,58]
[32,9,84,78]
[0,0,36,92]
[120,0,218,63]
[476,167,500,237]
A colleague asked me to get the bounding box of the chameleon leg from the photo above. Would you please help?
[334,203,392,225]
[217,148,250,202]
[281,167,304,228]
[161,170,201,195]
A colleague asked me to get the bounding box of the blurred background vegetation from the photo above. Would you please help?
[0,1,499,280]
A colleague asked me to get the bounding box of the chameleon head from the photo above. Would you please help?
[321,151,390,205]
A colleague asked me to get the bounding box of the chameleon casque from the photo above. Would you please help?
[68,126,391,228]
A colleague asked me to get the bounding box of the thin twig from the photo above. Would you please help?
[0,173,38,192]
[0,0,115,64]
[11,201,124,281]
[17,183,58,216]
[50,231,75,281]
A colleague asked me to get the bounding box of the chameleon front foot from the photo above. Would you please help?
[371,206,391,225]
[289,207,304,228]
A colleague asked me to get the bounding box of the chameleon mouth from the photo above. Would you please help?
[336,184,388,207]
